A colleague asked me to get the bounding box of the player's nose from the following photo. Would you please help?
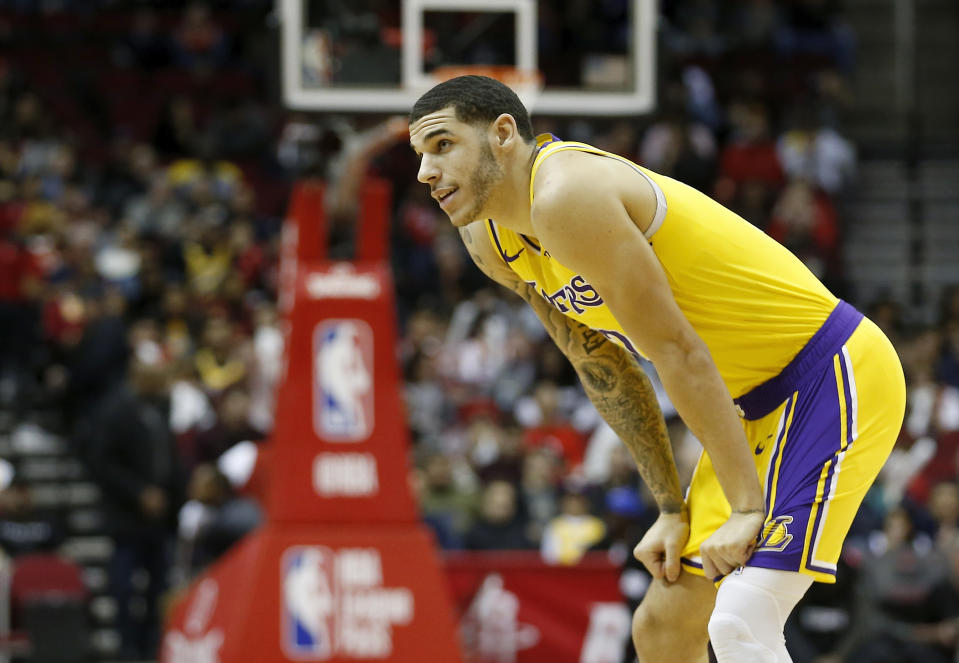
[417,155,440,184]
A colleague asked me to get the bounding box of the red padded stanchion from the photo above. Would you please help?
[355,178,391,263]
[161,181,462,662]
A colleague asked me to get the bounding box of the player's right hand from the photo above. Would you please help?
[699,510,764,580]
[633,511,690,583]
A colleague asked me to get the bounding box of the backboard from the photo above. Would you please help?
[281,0,657,116]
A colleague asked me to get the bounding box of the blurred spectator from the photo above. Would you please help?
[171,2,229,73]
[181,222,233,297]
[481,422,527,485]
[99,140,157,218]
[930,481,959,550]
[593,120,641,163]
[404,348,448,443]
[867,296,905,349]
[248,300,283,433]
[726,0,781,50]
[123,174,188,243]
[114,7,171,71]
[600,484,655,562]
[84,358,183,661]
[902,326,958,438]
[417,452,479,548]
[774,0,856,73]
[208,98,272,160]
[60,288,130,428]
[169,356,216,463]
[662,0,727,60]
[168,144,242,210]
[766,178,840,281]
[229,219,267,290]
[95,227,143,299]
[158,284,204,359]
[464,480,532,551]
[777,104,856,194]
[519,447,561,546]
[173,463,262,583]
[843,507,959,663]
[541,479,606,565]
[190,388,264,471]
[715,100,784,205]
[889,326,959,505]
[193,316,250,402]
[0,476,64,557]
[639,83,717,184]
[682,65,723,132]
[939,318,959,391]
[0,224,43,413]
[153,96,200,159]
[519,381,589,471]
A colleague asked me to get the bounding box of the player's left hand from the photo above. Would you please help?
[699,510,764,581]
[633,511,690,583]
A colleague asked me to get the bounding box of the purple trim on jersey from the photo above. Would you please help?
[519,234,542,254]
[487,219,524,263]
[681,557,703,569]
[735,301,863,421]
[537,133,561,149]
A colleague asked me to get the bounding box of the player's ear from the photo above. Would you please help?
[491,113,518,149]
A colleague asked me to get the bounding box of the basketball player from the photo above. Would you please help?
[408,75,904,663]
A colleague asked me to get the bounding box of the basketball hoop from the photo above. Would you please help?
[429,65,545,112]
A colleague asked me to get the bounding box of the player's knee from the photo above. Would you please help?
[707,568,810,663]
[631,595,694,653]
[631,601,658,646]
[707,611,777,663]
[631,600,673,653]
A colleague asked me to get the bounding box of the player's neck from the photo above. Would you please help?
[485,142,537,236]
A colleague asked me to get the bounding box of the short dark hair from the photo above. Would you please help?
[410,75,535,142]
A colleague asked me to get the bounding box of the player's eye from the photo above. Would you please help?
[437,139,451,151]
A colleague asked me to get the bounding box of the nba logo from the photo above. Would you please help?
[282,546,336,659]
[313,320,374,441]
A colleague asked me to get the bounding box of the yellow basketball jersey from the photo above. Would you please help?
[484,135,839,397]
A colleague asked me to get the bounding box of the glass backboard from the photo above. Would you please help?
[281,0,656,115]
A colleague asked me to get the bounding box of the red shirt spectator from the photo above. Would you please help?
[0,237,42,302]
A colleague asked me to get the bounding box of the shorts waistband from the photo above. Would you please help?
[733,300,864,421]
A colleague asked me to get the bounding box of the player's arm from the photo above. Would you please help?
[458,222,685,516]
[529,155,765,577]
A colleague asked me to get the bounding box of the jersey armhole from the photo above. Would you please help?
[636,169,668,240]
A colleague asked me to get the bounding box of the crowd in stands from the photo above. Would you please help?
[0,1,958,662]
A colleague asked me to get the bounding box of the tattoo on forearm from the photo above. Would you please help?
[457,228,683,513]
[512,277,683,513]
[579,361,616,393]
[580,328,606,355]
[578,351,684,514]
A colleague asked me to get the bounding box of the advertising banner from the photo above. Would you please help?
[445,552,631,663]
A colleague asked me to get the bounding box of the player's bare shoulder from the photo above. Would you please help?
[531,148,659,237]
[531,149,603,206]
